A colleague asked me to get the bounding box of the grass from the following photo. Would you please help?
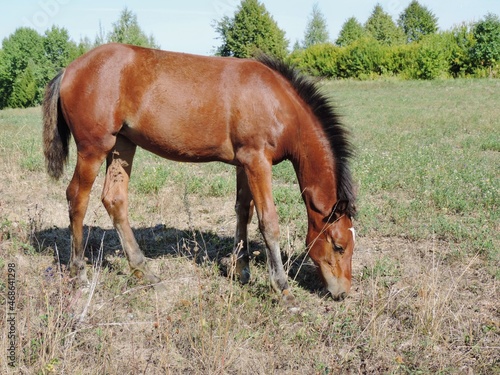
[0,79,499,374]
[327,79,499,262]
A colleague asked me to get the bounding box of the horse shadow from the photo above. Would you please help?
[34,224,323,293]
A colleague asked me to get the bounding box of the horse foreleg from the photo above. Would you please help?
[66,154,104,285]
[241,155,296,306]
[101,136,160,284]
[232,166,254,284]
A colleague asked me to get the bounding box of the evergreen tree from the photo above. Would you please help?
[365,4,404,46]
[10,60,37,108]
[303,3,330,48]
[398,0,438,43]
[108,8,159,48]
[214,0,289,58]
[292,40,302,51]
[94,21,107,47]
[77,36,93,55]
[0,50,8,108]
[336,17,365,47]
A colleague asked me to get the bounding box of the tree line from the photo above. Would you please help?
[0,8,157,109]
[1,1,499,109]
[215,0,500,80]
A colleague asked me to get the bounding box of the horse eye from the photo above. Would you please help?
[333,244,344,254]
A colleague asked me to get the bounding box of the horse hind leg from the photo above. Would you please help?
[230,166,254,284]
[67,153,106,285]
[101,135,160,284]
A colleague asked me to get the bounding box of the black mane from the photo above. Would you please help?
[256,55,356,217]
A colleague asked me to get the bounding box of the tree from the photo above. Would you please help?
[292,40,302,51]
[303,3,329,48]
[214,0,289,58]
[0,49,10,108]
[471,13,500,75]
[77,36,93,55]
[398,0,438,43]
[44,27,75,69]
[108,8,159,48]
[1,28,44,80]
[10,60,38,108]
[365,4,404,46]
[0,28,46,108]
[336,17,365,47]
[0,26,83,109]
[44,26,80,81]
[94,21,107,47]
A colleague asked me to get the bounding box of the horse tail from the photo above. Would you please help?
[43,69,70,180]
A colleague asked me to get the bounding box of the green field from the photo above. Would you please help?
[336,79,499,263]
[0,79,499,374]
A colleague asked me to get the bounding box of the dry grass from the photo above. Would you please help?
[2,220,497,374]
[1,80,499,374]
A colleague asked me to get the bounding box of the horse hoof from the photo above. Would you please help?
[331,292,348,302]
[220,255,251,284]
[237,266,251,285]
[282,290,300,313]
[70,273,90,290]
[80,284,91,295]
[71,279,91,294]
[132,268,161,284]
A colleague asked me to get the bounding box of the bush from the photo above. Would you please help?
[406,34,452,79]
[289,43,340,77]
[291,38,421,80]
[289,18,500,81]
[336,38,386,79]
[386,43,419,77]
[448,25,476,77]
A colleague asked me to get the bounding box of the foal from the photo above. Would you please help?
[43,43,356,303]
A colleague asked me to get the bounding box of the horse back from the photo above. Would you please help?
[59,43,302,164]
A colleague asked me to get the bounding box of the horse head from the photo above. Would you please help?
[307,200,356,301]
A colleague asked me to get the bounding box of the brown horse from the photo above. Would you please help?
[43,43,356,304]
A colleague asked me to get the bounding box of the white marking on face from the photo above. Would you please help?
[348,227,356,243]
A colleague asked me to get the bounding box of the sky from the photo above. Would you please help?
[1,0,499,55]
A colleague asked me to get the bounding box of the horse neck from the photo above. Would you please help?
[291,120,338,222]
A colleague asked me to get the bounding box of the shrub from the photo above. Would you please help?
[448,24,476,77]
[336,37,385,79]
[289,43,340,77]
[410,34,451,79]
[387,43,419,77]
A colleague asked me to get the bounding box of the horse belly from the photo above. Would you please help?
[122,118,236,163]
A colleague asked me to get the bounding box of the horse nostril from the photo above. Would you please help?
[332,292,347,302]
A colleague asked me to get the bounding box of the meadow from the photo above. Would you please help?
[0,78,498,374]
